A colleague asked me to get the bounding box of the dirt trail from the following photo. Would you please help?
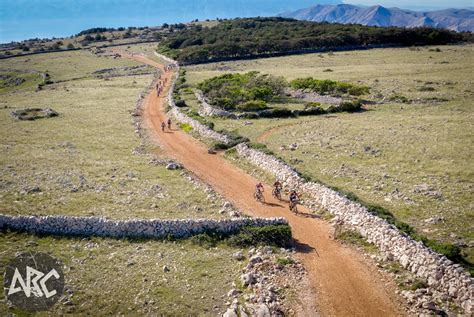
[125,53,405,316]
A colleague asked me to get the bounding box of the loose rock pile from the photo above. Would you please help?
[235,143,473,314]
[0,214,287,239]
[224,246,310,317]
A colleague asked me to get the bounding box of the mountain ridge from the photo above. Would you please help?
[279,4,474,32]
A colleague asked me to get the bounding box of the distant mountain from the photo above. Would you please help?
[279,4,474,32]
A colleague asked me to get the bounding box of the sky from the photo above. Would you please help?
[0,0,472,43]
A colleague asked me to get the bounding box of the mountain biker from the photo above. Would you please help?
[273,179,282,192]
[256,182,264,195]
[161,121,165,132]
[273,179,282,199]
[289,190,299,208]
[167,118,172,129]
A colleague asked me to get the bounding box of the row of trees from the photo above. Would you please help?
[159,17,473,64]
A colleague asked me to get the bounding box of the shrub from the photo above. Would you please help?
[189,232,220,248]
[227,225,292,248]
[291,77,369,96]
[277,257,295,266]
[237,100,267,111]
[175,99,187,107]
[337,100,363,112]
[179,123,193,133]
[258,107,294,118]
[300,103,327,116]
[418,86,436,92]
[210,142,231,151]
[198,72,286,110]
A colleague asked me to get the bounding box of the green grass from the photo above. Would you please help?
[0,50,230,221]
[185,44,474,266]
[334,228,378,253]
[0,231,243,315]
[0,46,256,315]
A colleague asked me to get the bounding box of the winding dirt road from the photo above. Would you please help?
[125,53,405,316]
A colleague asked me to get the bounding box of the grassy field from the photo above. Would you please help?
[185,44,474,264]
[0,231,243,315]
[0,49,231,220]
[0,47,253,315]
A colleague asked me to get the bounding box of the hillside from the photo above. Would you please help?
[157,17,472,64]
[280,4,474,32]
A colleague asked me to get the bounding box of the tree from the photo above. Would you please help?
[67,43,75,49]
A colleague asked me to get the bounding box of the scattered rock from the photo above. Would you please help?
[166,162,182,170]
[240,273,256,287]
[11,108,58,121]
[232,251,244,261]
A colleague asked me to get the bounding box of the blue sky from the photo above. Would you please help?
[0,0,472,43]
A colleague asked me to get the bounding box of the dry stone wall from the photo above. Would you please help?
[164,60,230,144]
[0,214,287,239]
[235,143,473,314]
[195,90,236,119]
[158,55,473,314]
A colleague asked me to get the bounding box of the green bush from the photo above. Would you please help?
[227,225,292,248]
[179,123,193,133]
[210,142,231,151]
[291,77,369,96]
[198,72,286,110]
[300,103,327,116]
[236,100,268,111]
[277,257,295,266]
[189,233,220,248]
[175,100,187,107]
[258,107,294,118]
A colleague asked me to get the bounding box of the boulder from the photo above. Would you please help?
[223,308,238,317]
[240,273,256,287]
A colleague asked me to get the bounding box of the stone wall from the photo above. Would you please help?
[0,214,287,239]
[164,60,230,144]
[158,54,473,314]
[195,90,236,119]
[235,143,473,314]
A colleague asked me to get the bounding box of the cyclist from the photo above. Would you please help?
[272,179,282,199]
[256,182,264,195]
[289,190,300,212]
[167,118,172,129]
[161,121,165,132]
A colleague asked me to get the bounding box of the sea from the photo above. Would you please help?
[0,0,340,43]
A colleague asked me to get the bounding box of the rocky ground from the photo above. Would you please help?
[224,246,317,317]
